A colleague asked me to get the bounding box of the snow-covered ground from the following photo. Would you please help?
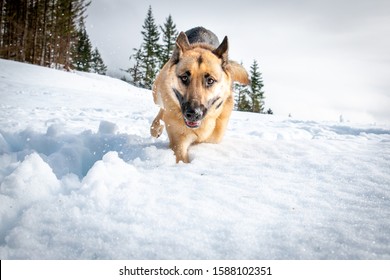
[0,59,389,259]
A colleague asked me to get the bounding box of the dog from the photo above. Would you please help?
[150,27,249,163]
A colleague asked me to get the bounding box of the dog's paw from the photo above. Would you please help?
[150,123,164,138]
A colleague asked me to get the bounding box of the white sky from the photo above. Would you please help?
[86,0,390,124]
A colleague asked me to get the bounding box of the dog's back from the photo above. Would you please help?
[185,27,220,48]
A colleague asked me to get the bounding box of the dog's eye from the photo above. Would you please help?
[179,74,190,85]
[206,77,215,87]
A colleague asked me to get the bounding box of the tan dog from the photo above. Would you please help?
[151,27,249,163]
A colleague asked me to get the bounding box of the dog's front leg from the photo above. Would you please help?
[170,135,196,163]
[173,145,189,163]
[150,108,165,138]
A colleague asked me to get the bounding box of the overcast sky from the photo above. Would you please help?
[86,0,390,123]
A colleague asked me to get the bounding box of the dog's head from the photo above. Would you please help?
[168,32,249,128]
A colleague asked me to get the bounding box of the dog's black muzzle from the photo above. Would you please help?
[173,88,208,128]
[182,101,207,128]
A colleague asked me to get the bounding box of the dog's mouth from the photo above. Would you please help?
[182,107,205,129]
[173,88,221,129]
[184,118,202,128]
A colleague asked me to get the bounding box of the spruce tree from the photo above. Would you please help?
[234,83,251,112]
[72,18,92,72]
[91,47,107,75]
[249,60,265,113]
[128,47,144,87]
[159,14,178,67]
[139,5,160,89]
[0,0,91,68]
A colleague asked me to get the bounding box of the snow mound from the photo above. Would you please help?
[0,59,390,259]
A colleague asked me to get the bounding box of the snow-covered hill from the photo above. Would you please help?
[0,59,389,259]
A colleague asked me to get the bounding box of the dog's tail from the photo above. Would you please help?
[228,60,250,85]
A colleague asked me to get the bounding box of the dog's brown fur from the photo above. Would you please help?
[151,31,249,163]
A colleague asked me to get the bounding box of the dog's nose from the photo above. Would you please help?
[182,100,207,122]
[184,107,203,121]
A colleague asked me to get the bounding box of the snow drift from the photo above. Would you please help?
[0,59,389,259]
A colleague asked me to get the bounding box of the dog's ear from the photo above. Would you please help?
[213,36,228,68]
[171,32,190,64]
[228,61,250,85]
[176,31,190,51]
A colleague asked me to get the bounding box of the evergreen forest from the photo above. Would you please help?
[0,0,106,74]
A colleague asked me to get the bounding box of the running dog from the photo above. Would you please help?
[150,27,249,163]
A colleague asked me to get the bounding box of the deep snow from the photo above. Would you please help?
[0,59,389,259]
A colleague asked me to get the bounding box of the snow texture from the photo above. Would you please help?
[0,59,390,259]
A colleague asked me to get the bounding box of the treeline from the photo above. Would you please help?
[127,6,272,114]
[235,60,272,114]
[0,0,106,74]
[126,5,178,89]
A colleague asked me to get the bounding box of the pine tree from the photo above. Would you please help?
[249,60,265,113]
[91,47,107,75]
[159,14,178,67]
[234,83,251,112]
[72,18,92,71]
[57,0,91,70]
[128,47,144,87]
[234,62,251,112]
[139,5,160,89]
[0,0,91,69]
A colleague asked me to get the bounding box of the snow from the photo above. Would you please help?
[0,58,390,259]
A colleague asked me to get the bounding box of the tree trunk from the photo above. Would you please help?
[21,0,29,62]
[40,0,48,65]
[63,0,73,70]
[32,0,40,64]
[0,0,5,50]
